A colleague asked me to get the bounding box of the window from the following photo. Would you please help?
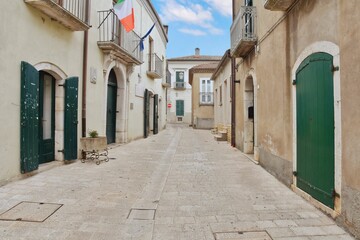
[176,71,184,82]
[200,78,213,104]
[219,85,222,106]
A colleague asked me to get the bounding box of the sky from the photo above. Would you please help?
[150,0,232,58]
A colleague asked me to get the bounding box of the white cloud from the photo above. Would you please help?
[157,0,224,36]
[204,0,232,17]
[159,0,213,25]
[178,28,207,36]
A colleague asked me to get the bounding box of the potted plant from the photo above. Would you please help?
[80,130,108,164]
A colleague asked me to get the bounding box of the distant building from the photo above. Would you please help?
[189,62,220,129]
[167,48,221,124]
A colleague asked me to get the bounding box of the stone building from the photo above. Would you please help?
[231,0,360,237]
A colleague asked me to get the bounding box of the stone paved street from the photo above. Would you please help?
[0,125,355,239]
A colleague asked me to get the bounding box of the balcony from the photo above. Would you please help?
[264,0,296,11]
[24,0,90,31]
[97,10,142,65]
[147,53,163,79]
[174,82,186,90]
[162,68,171,88]
[230,6,257,58]
[200,92,214,105]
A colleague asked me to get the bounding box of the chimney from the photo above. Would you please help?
[195,48,200,56]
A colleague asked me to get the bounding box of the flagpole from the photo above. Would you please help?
[98,9,115,29]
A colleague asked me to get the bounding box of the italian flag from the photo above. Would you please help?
[114,0,135,32]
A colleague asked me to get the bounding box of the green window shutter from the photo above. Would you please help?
[296,53,335,209]
[144,89,150,138]
[176,100,184,116]
[153,94,159,134]
[20,61,40,173]
[64,77,79,160]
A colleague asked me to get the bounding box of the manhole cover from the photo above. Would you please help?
[214,231,272,240]
[0,201,63,222]
[127,209,155,220]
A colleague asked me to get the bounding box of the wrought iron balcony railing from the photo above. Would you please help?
[97,10,142,65]
[230,6,257,57]
[162,69,171,88]
[147,53,163,79]
[200,92,214,105]
[174,82,186,90]
[24,0,90,31]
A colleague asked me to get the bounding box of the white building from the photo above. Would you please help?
[167,48,221,124]
[212,50,232,142]
[0,0,168,184]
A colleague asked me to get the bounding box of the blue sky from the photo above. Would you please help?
[151,0,232,58]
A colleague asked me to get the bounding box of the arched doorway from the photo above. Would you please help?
[295,52,335,209]
[244,76,254,154]
[106,69,117,144]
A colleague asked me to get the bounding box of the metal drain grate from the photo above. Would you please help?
[127,209,156,220]
[0,201,63,222]
[214,231,272,240]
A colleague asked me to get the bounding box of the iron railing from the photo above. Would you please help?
[230,6,257,54]
[200,92,214,105]
[53,0,89,23]
[98,10,142,61]
[166,69,171,85]
[148,53,163,78]
[175,82,185,89]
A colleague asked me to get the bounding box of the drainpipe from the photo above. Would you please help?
[231,57,236,147]
[82,0,90,137]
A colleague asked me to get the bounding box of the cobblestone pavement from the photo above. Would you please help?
[0,125,355,239]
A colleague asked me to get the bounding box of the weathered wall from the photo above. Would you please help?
[233,0,360,238]
[337,0,360,237]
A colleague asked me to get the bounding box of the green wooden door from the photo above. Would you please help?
[64,77,79,160]
[176,100,184,116]
[144,89,150,138]
[153,94,159,135]
[106,70,117,144]
[20,61,40,173]
[296,52,335,209]
[39,72,55,164]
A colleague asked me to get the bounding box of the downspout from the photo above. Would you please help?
[82,0,90,137]
[231,57,236,147]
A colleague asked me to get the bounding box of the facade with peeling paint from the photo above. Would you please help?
[231,0,360,238]
[0,0,167,184]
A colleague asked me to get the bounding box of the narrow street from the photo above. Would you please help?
[0,125,354,240]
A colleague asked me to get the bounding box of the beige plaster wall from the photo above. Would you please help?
[337,0,360,237]
[0,1,87,183]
